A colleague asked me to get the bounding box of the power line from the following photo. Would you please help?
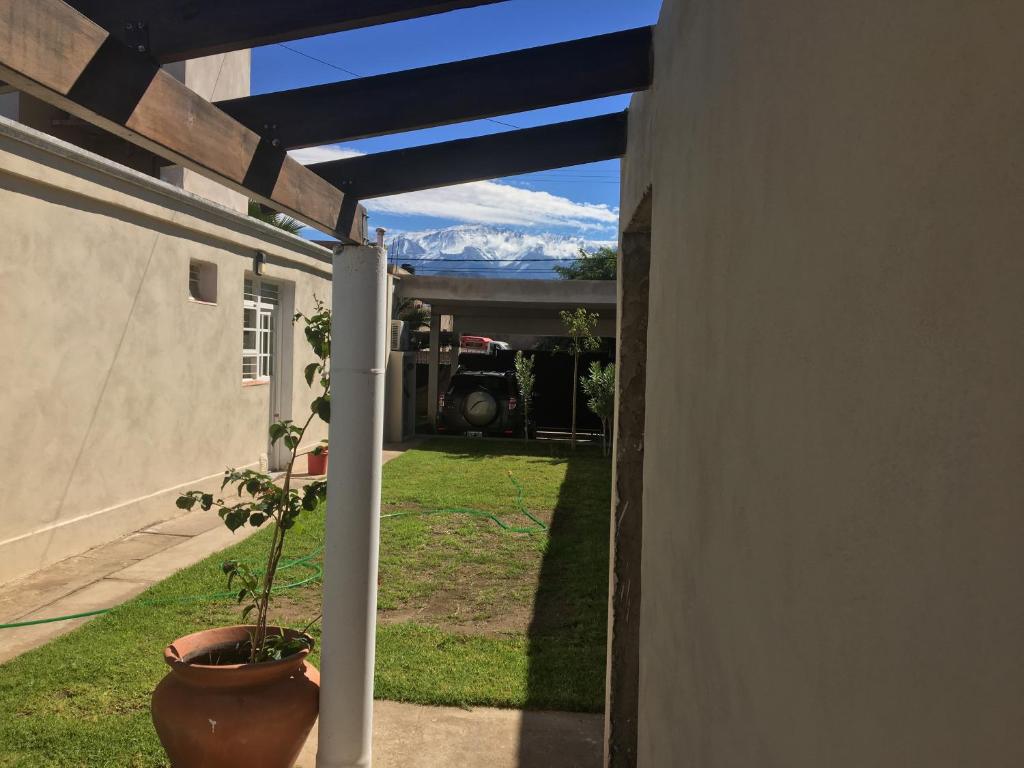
[387,257,610,264]
[276,42,362,78]
[275,43,522,131]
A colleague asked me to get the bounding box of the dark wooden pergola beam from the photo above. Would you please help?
[63,1,509,63]
[312,112,628,233]
[0,0,362,240]
[217,27,652,149]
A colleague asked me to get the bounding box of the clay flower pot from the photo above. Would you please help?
[307,448,328,476]
[152,625,319,768]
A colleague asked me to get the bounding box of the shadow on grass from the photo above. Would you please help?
[518,445,611,767]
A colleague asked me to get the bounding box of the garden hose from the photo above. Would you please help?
[0,553,324,630]
[381,472,547,533]
[0,473,544,630]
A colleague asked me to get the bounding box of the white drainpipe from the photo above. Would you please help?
[318,244,387,768]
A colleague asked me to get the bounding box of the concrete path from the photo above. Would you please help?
[0,444,416,663]
[297,701,603,768]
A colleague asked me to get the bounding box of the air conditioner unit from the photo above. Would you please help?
[390,320,409,351]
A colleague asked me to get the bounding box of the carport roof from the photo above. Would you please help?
[393,274,616,315]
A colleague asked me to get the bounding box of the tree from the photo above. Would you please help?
[513,351,536,442]
[559,307,601,448]
[553,246,617,281]
[248,200,303,235]
[396,297,431,331]
[581,360,615,456]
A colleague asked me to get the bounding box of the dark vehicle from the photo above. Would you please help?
[436,371,532,438]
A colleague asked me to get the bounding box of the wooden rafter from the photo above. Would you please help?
[0,0,361,240]
[311,112,629,234]
[63,1,509,63]
[218,27,653,149]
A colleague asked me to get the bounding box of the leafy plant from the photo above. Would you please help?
[396,297,431,331]
[513,351,536,442]
[248,200,303,235]
[553,246,617,280]
[559,307,601,448]
[176,298,331,662]
[581,361,615,456]
[311,439,328,456]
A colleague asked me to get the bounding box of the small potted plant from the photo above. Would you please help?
[151,299,332,768]
[307,439,328,475]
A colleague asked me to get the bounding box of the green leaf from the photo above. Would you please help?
[284,434,299,450]
[245,478,262,495]
[241,604,256,621]
[200,493,214,511]
[304,362,319,388]
[175,495,196,510]
[314,395,331,423]
[248,512,267,527]
[224,510,247,531]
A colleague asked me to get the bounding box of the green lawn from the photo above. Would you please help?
[0,438,610,768]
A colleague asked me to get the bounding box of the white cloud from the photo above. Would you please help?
[288,145,364,164]
[364,180,618,231]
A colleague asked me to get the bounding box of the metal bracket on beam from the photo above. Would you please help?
[261,122,282,149]
[123,21,150,55]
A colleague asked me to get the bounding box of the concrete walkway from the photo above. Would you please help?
[0,444,414,664]
[296,701,603,768]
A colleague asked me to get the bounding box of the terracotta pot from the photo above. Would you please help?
[307,449,328,476]
[152,625,319,768]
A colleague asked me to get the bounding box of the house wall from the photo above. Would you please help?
[622,1,1024,765]
[0,117,333,585]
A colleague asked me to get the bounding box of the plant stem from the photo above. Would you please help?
[571,348,579,449]
[252,367,328,661]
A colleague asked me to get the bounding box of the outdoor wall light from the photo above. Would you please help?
[253,250,267,276]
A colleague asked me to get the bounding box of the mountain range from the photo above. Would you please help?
[385,225,614,279]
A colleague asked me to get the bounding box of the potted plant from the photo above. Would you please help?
[151,299,332,768]
[307,439,328,475]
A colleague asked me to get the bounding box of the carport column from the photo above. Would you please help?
[318,245,387,768]
[427,310,441,425]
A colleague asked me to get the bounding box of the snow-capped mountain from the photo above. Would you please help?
[386,225,614,279]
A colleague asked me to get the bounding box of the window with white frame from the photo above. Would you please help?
[242,277,279,382]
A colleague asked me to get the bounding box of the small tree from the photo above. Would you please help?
[396,297,431,331]
[559,307,601,448]
[513,350,536,442]
[581,360,615,456]
[553,246,617,280]
[176,298,331,663]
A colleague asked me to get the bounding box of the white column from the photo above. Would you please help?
[427,311,441,426]
[318,245,387,768]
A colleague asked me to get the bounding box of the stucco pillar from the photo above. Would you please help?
[427,311,441,426]
[605,203,651,768]
[318,245,386,768]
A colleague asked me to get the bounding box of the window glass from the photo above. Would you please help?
[242,277,278,382]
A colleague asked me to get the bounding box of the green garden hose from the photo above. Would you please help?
[0,553,324,629]
[0,473,544,630]
[381,472,547,533]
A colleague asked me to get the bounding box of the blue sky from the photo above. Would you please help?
[249,0,662,239]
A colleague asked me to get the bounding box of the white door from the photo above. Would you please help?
[243,277,290,470]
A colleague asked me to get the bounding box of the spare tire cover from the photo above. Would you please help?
[462,389,498,426]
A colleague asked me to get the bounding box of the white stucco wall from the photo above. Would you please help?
[0,117,332,585]
[622,0,1024,765]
